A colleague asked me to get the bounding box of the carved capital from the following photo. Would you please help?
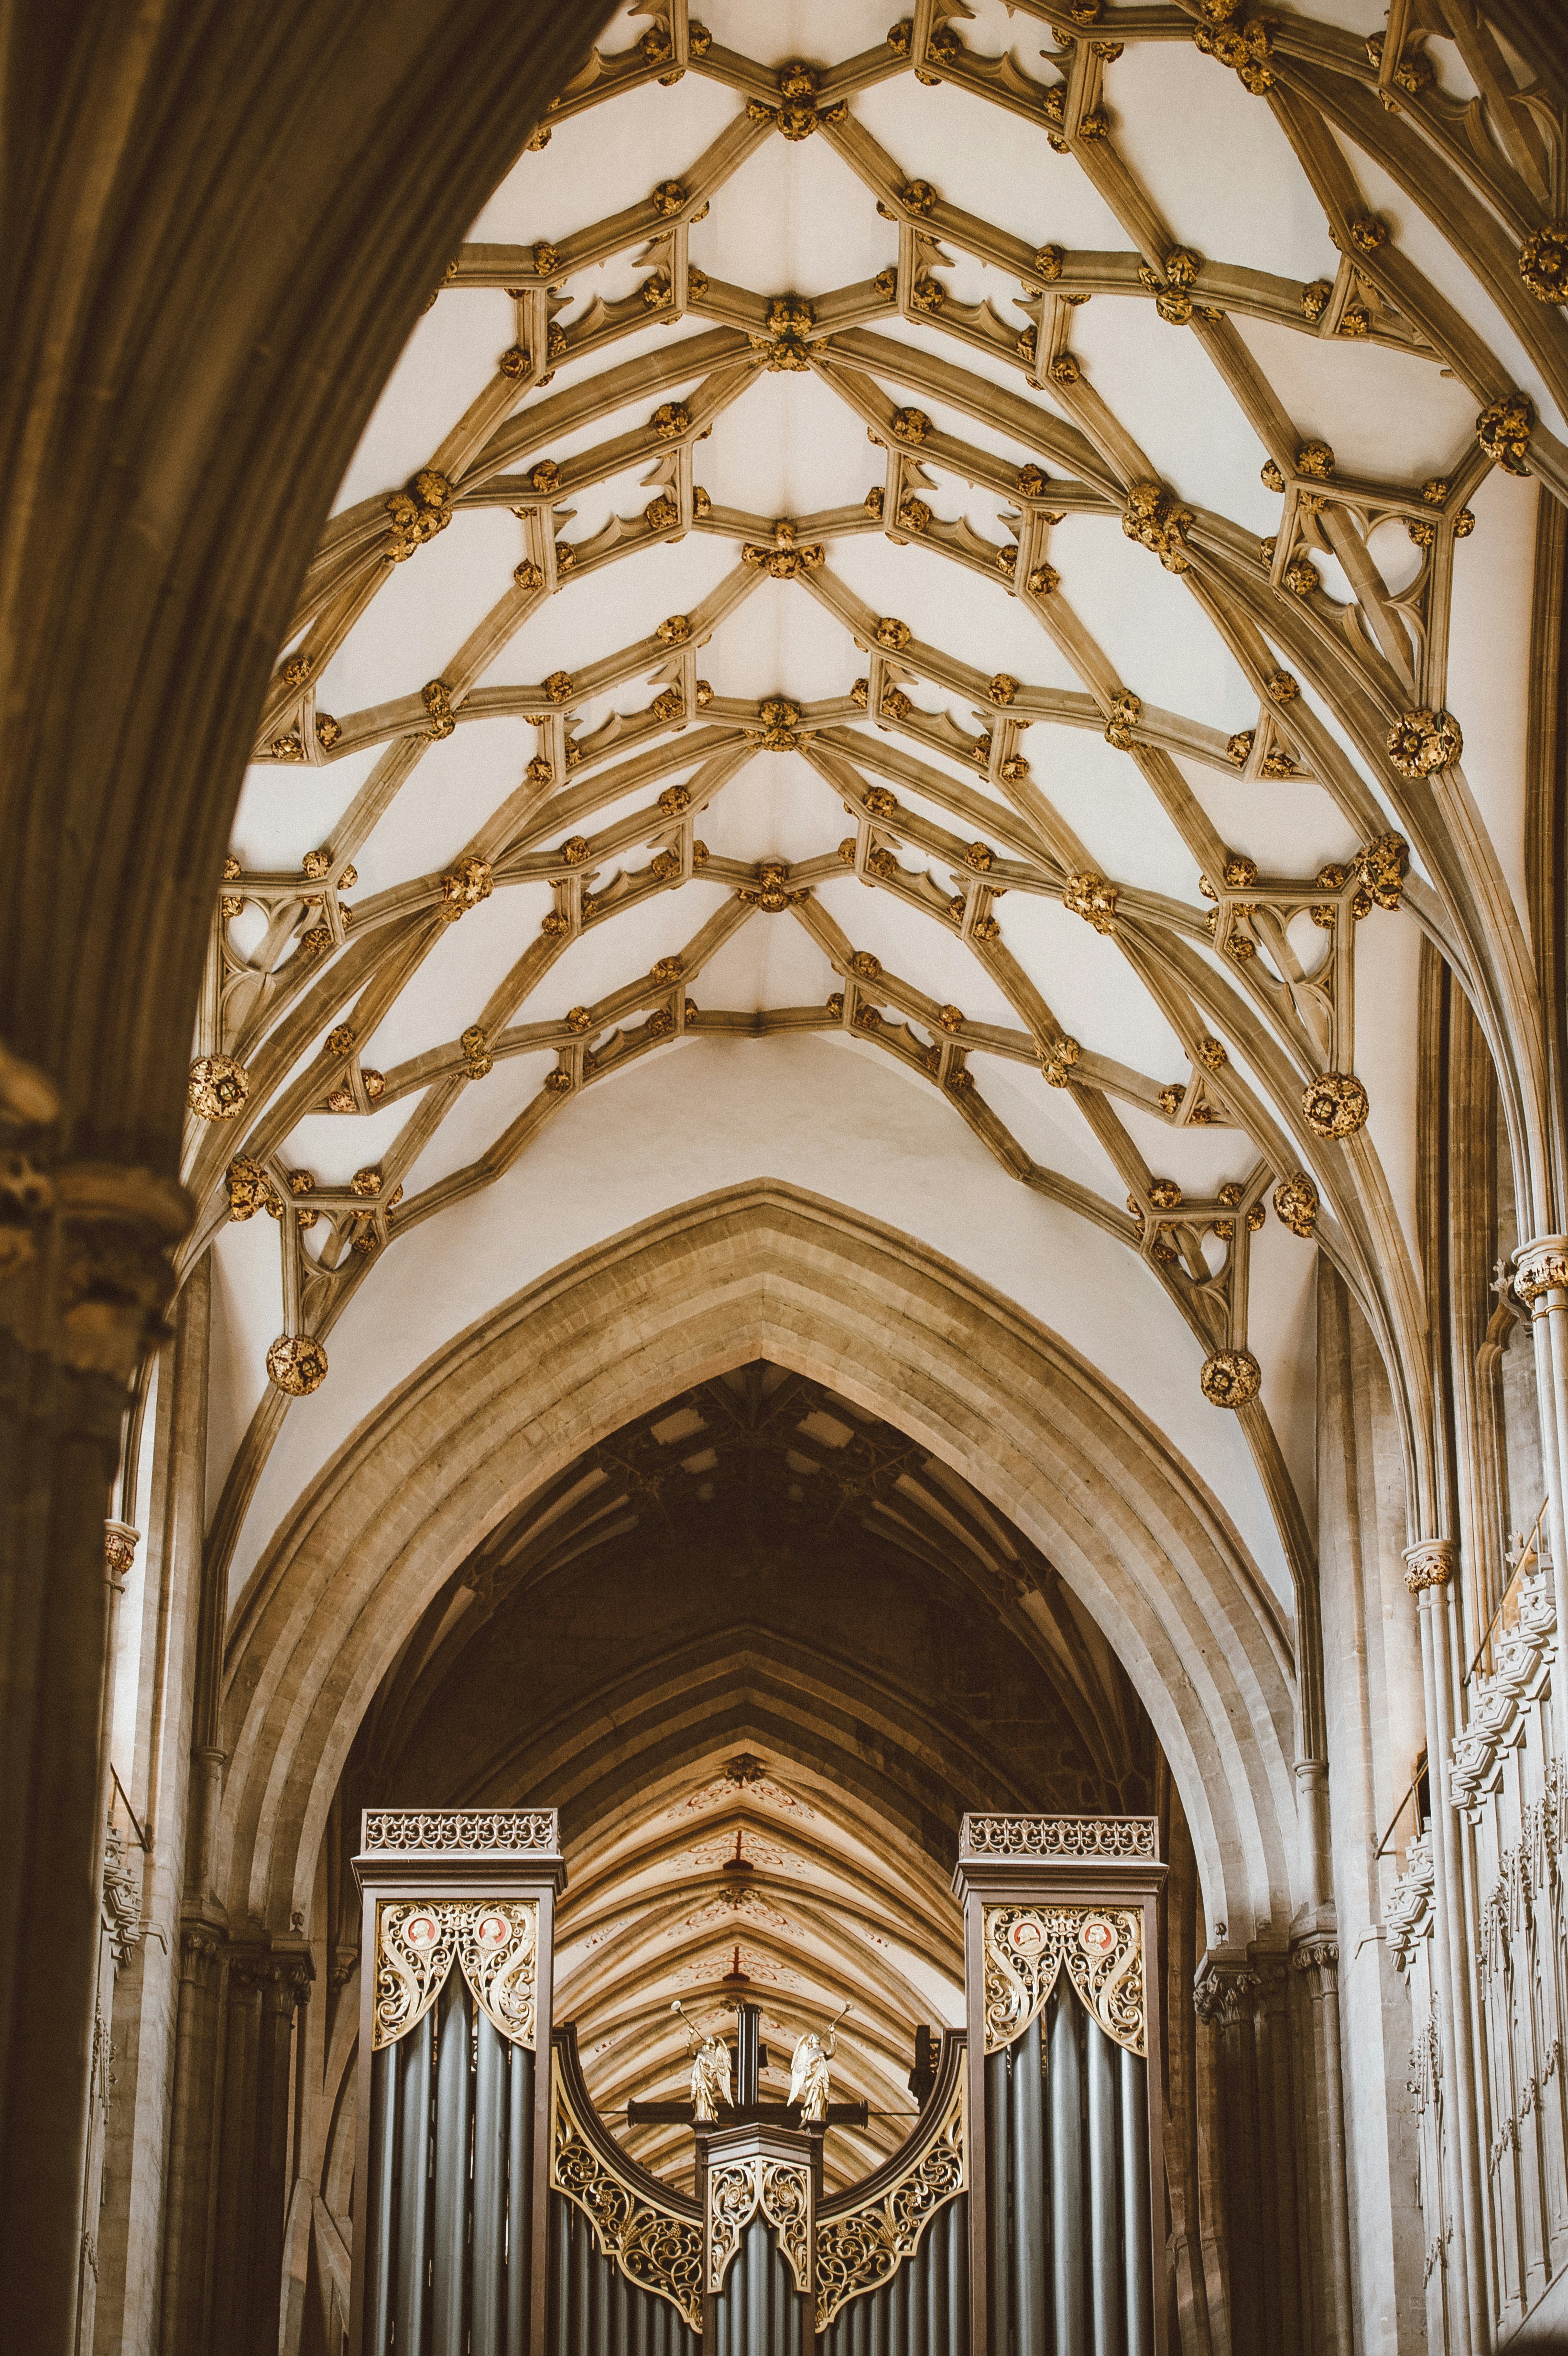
[1514,1237,1568,1307]
[104,1521,140,1584]
[179,1924,223,1985]
[1289,1935,1339,1993]
[1193,1954,1252,2027]
[1404,1538,1457,1592]
[4,1157,191,1385]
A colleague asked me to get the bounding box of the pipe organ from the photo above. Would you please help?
[350,1810,1163,2353]
[955,1812,1166,2356]
[350,1810,565,2356]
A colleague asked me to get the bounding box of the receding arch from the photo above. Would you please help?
[217,1180,1301,1942]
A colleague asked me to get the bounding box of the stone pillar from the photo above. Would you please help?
[1405,1540,1487,2352]
[1514,1239,1568,1754]
[0,1050,187,2352]
[158,1928,226,2356]
[1289,1936,1353,2356]
[96,1265,212,2356]
[1193,1950,1312,2354]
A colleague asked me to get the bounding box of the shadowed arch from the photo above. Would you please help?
[217,1180,1301,1942]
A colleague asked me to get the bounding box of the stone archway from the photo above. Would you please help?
[218,1179,1302,1950]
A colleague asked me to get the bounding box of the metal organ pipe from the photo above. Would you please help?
[1049,1990,1086,2356]
[432,1972,473,2356]
[1121,2042,1152,2356]
[1088,2012,1122,2356]
[395,2013,434,2356]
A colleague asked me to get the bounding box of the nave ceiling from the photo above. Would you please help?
[184,0,1566,1633]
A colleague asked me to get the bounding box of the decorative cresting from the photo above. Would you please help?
[361,1806,558,1850]
[707,2156,814,2296]
[815,2074,965,2332]
[961,1811,1156,1860]
[372,1898,538,2050]
[982,1903,1146,2057]
[551,2057,704,2331]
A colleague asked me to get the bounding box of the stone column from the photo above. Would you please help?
[158,1928,225,2356]
[1289,1936,1353,2356]
[1405,1540,1488,2352]
[1514,1239,1568,1753]
[0,1053,187,2351]
[1193,1950,1314,2353]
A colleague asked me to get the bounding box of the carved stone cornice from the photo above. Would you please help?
[1403,1538,1458,1593]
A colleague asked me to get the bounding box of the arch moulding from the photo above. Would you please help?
[217,1180,1301,1945]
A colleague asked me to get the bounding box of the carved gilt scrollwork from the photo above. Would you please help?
[707,2156,814,2295]
[814,2076,965,2332]
[982,1903,1146,2056]
[371,1898,538,2050]
[551,2064,704,2331]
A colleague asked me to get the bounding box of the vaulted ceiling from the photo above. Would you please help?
[339,1362,1158,2192]
[189,0,1563,1673]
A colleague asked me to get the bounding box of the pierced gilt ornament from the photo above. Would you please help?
[553,2076,704,2328]
[1200,1348,1262,1408]
[188,1055,250,1120]
[1274,1172,1320,1236]
[1386,707,1462,778]
[815,2075,963,2334]
[1518,223,1568,305]
[983,1904,1145,2056]
[1302,1071,1369,1138]
[374,1899,539,2050]
[266,1334,328,1396]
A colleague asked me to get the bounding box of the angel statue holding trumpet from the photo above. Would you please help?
[670,2000,732,2122]
[788,2004,850,2123]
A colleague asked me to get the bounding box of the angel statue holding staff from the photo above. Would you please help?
[788,2004,850,2123]
[670,2000,732,2122]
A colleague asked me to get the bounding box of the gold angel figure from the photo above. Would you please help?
[671,2000,732,2121]
[788,2005,849,2122]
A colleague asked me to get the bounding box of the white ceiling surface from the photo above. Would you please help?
[216,1034,1296,1609]
[210,0,1540,1658]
